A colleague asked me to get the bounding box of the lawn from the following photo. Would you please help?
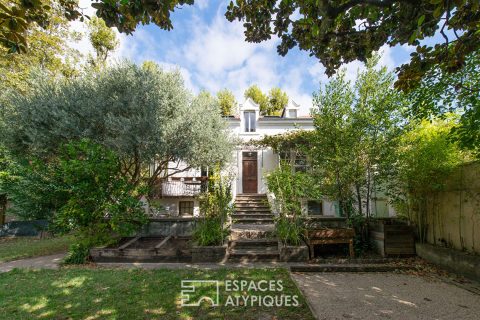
[0,268,314,320]
[0,235,75,263]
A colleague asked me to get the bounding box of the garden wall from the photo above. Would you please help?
[141,217,197,237]
[424,162,480,254]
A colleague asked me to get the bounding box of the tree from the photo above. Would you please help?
[216,89,237,116]
[1,0,191,53]
[244,85,269,113]
[310,70,357,218]
[350,55,405,217]
[0,1,81,92]
[225,0,480,90]
[244,85,290,116]
[389,117,466,242]
[259,56,405,219]
[1,61,234,190]
[409,50,480,155]
[87,16,118,67]
[267,87,289,116]
[5,1,479,90]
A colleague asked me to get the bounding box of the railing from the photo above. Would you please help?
[151,178,208,198]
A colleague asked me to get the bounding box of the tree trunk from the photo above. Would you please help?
[0,194,6,226]
[355,183,362,215]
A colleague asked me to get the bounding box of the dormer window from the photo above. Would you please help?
[288,110,297,118]
[244,111,256,132]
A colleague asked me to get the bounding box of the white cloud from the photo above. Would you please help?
[195,0,209,10]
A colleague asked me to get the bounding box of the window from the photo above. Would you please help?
[307,200,323,215]
[244,111,256,132]
[179,201,194,216]
[288,110,297,118]
[293,152,308,172]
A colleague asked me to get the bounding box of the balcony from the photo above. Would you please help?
[151,178,207,198]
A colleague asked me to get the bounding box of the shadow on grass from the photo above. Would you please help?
[0,268,314,320]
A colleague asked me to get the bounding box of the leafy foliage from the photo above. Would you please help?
[267,87,289,116]
[409,50,480,155]
[275,216,304,246]
[260,56,404,219]
[1,139,147,262]
[389,117,467,241]
[87,16,118,67]
[5,1,479,91]
[194,170,233,246]
[0,0,191,53]
[265,162,320,216]
[244,84,269,113]
[51,139,147,238]
[244,85,289,116]
[226,0,480,90]
[0,0,82,92]
[1,61,234,188]
[265,162,319,246]
[216,89,237,116]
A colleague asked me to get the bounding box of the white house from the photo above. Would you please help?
[151,98,394,218]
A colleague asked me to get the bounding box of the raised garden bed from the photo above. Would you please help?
[90,236,192,262]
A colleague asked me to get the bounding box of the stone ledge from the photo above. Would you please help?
[278,241,309,262]
[191,245,227,263]
[416,243,480,281]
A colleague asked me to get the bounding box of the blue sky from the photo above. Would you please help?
[77,0,418,115]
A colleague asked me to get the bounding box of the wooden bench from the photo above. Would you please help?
[304,228,355,259]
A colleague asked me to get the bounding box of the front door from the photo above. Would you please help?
[242,152,258,193]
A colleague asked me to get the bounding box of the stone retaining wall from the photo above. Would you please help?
[416,243,480,281]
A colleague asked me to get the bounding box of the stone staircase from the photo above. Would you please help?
[228,194,279,262]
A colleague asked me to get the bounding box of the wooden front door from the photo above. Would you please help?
[242,152,258,193]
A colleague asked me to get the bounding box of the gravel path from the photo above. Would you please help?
[0,253,65,273]
[291,272,480,320]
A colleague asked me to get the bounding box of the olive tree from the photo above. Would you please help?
[1,61,234,189]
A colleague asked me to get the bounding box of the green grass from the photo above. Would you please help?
[0,268,314,320]
[0,235,75,263]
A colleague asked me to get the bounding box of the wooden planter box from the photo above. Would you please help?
[369,219,415,257]
[191,244,227,263]
[278,241,309,262]
[304,228,355,258]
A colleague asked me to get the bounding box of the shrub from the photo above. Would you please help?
[193,170,233,246]
[63,243,91,265]
[3,139,148,263]
[193,217,229,247]
[265,162,320,216]
[275,216,305,246]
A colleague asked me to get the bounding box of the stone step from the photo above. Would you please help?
[235,209,272,214]
[231,213,274,219]
[235,203,270,208]
[231,218,275,225]
[235,197,268,203]
[228,239,278,250]
[228,248,279,262]
[235,201,269,206]
[236,194,267,198]
[230,224,275,240]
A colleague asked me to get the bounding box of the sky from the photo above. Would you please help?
[73,0,417,115]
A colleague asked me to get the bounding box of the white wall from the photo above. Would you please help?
[151,198,200,217]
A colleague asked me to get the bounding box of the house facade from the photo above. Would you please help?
[151,98,394,218]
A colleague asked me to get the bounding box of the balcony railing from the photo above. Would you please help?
[151,178,208,198]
